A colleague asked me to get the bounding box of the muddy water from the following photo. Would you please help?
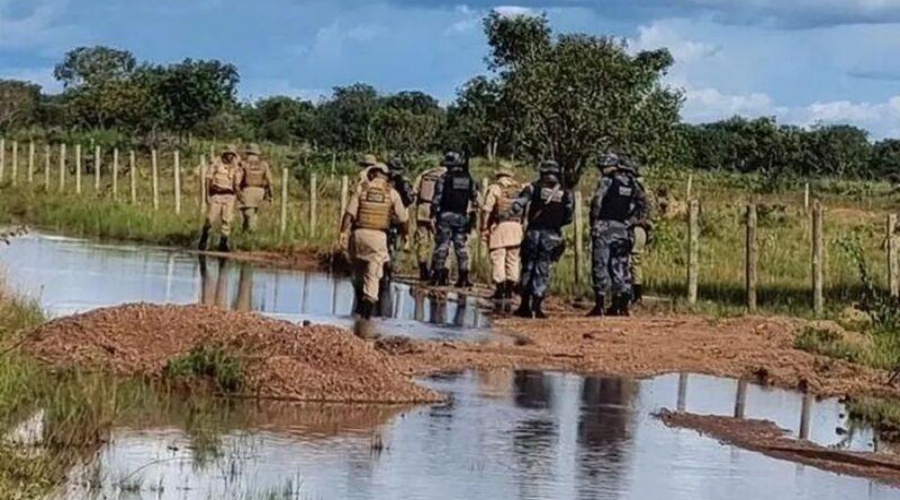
[34,372,894,500]
[0,234,490,339]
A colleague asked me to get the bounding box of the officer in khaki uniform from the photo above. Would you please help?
[238,143,273,233]
[200,145,243,252]
[481,168,524,300]
[412,162,447,280]
[340,164,408,319]
[355,154,380,192]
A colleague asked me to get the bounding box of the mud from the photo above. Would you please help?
[23,303,440,404]
[657,410,900,486]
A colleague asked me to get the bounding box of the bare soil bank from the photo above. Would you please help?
[22,303,440,404]
[658,410,900,486]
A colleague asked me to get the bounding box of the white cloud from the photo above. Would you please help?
[493,5,537,18]
[631,22,720,63]
[0,0,80,53]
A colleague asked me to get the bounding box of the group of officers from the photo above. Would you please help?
[338,151,650,320]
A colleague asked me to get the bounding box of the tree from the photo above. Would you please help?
[802,125,871,178]
[54,46,136,89]
[248,96,318,144]
[481,12,682,186]
[373,91,444,154]
[318,84,380,151]
[447,76,506,160]
[872,139,900,179]
[0,80,41,131]
[156,59,240,136]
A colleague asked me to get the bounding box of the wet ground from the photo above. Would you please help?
[0,234,491,340]
[30,371,897,500]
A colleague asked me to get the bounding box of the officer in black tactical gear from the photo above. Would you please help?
[588,153,649,317]
[430,151,480,288]
[513,160,574,319]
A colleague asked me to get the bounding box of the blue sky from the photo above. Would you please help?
[2,0,900,138]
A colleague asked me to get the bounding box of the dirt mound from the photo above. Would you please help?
[23,303,439,404]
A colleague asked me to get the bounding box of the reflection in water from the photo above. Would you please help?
[576,377,636,499]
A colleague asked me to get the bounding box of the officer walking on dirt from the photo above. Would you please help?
[430,152,480,288]
[588,153,649,317]
[412,160,447,281]
[340,164,408,319]
[513,160,574,319]
[238,143,273,233]
[200,145,243,252]
[481,168,524,301]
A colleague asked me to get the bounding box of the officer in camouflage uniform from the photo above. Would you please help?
[238,143,273,233]
[200,145,243,252]
[384,157,415,280]
[588,153,649,317]
[513,160,574,319]
[412,161,447,280]
[481,168,524,300]
[340,164,408,319]
[430,152,479,288]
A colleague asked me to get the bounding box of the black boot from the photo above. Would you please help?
[632,284,643,305]
[455,270,473,288]
[217,237,230,253]
[514,294,532,318]
[617,294,632,317]
[587,293,605,317]
[532,296,547,319]
[359,299,374,320]
[492,282,505,300]
[419,262,430,281]
[504,281,517,300]
[198,226,210,251]
[438,268,450,287]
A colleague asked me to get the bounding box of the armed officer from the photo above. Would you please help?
[588,153,649,317]
[412,159,448,280]
[238,143,273,233]
[513,160,574,319]
[430,152,479,288]
[200,145,243,252]
[481,168,524,300]
[384,156,415,279]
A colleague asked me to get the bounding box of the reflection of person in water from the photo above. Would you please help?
[428,292,447,325]
[575,376,637,499]
[412,287,427,322]
[511,371,558,498]
[453,293,468,327]
[199,256,230,308]
[234,262,253,311]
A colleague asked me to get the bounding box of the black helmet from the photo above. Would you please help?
[538,160,560,175]
[387,157,404,173]
[441,151,464,168]
[598,153,621,169]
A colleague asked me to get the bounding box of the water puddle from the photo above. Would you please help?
[0,234,491,340]
[23,372,895,500]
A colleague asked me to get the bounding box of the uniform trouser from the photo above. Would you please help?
[414,221,435,264]
[520,229,564,299]
[591,221,634,297]
[631,226,647,286]
[240,187,267,232]
[490,246,521,284]
[205,194,236,237]
[431,213,470,273]
[353,259,384,303]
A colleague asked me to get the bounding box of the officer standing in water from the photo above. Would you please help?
[429,152,479,288]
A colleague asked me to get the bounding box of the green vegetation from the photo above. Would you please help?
[165,344,244,393]
[847,397,900,442]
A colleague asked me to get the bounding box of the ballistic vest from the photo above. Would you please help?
[598,174,635,222]
[441,170,473,214]
[417,168,443,204]
[210,161,237,192]
[527,182,566,229]
[242,160,267,188]
[356,183,392,231]
[495,183,523,222]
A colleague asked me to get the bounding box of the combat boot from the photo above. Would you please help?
[617,294,632,317]
[359,299,374,320]
[419,262,430,281]
[198,226,210,251]
[632,285,643,305]
[438,268,450,287]
[455,270,473,289]
[504,281,517,300]
[514,294,532,318]
[587,293,605,317]
[532,296,547,319]
[491,282,505,300]
[217,237,230,253]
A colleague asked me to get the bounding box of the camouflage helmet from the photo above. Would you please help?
[441,151,464,168]
[244,143,262,156]
[370,163,390,176]
[538,160,560,175]
[358,153,378,167]
[387,157,404,173]
[222,144,238,158]
[598,153,621,169]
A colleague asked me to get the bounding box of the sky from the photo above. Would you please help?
[2,0,900,138]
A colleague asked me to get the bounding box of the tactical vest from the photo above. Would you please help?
[242,161,267,188]
[356,184,392,231]
[495,183,522,222]
[598,174,635,222]
[528,182,566,229]
[210,162,236,192]
[441,171,472,214]
[417,170,442,204]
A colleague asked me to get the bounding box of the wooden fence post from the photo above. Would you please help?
[0,138,5,181]
[804,183,810,213]
[112,149,119,200]
[812,202,825,314]
[43,144,50,188]
[11,141,17,186]
[151,149,159,210]
[129,151,137,204]
[746,204,758,312]
[574,191,585,290]
[174,151,181,215]
[687,199,700,305]
[280,167,289,237]
[686,174,694,202]
[889,214,899,297]
[94,146,101,191]
[58,144,66,192]
[309,173,317,236]
[200,156,208,214]
[75,144,82,194]
[339,175,349,222]
[27,141,34,183]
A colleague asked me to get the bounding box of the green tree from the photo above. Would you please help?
[446,76,506,160]
[318,84,380,151]
[0,80,41,131]
[872,139,900,179]
[156,59,240,136]
[249,96,318,144]
[373,91,444,154]
[54,46,136,89]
